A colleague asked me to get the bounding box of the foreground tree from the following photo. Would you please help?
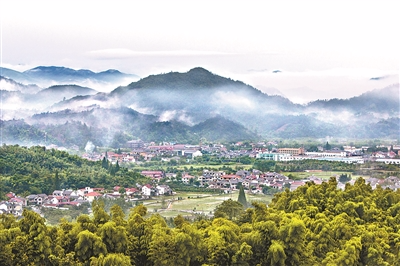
[75,230,107,262]
[214,199,245,220]
[2,176,400,264]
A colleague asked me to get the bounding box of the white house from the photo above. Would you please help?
[182,173,196,184]
[84,192,102,202]
[156,185,172,195]
[0,202,9,214]
[142,184,153,196]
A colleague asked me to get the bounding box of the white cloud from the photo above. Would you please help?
[158,110,177,122]
[213,91,254,110]
[236,68,399,104]
[128,103,153,115]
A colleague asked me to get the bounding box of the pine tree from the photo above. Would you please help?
[101,156,109,170]
[325,141,332,151]
[54,170,61,191]
[115,161,120,173]
[238,186,248,209]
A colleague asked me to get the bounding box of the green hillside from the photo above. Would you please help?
[0,145,148,197]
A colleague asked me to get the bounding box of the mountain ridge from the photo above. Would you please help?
[1,66,399,146]
[1,66,139,89]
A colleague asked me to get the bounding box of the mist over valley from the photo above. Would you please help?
[1,66,399,148]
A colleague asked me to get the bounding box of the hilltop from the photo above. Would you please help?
[0,66,399,148]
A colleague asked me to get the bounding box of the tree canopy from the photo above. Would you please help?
[2,176,400,265]
[0,144,148,197]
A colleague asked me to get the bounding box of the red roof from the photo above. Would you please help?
[9,197,25,203]
[86,192,102,197]
[6,193,15,199]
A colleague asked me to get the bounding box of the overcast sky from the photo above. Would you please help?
[1,0,399,103]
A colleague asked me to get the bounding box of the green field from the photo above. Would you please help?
[131,163,253,172]
[140,191,272,219]
[282,171,370,180]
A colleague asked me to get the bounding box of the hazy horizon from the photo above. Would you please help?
[1,0,399,104]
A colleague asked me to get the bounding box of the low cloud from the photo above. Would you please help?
[237,68,399,104]
[1,78,19,91]
[128,103,153,115]
[157,110,194,125]
[213,91,254,110]
[177,112,194,126]
[158,110,177,122]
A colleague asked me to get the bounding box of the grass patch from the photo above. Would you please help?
[142,191,273,219]
[129,163,253,172]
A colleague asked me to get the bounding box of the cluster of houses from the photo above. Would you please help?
[0,184,173,216]
[371,150,400,165]
[143,167,400,194]
[192,169,400,193]
[81,142,205,164]
[77,140,400,166]
[192,169,318,193]
[3,166,400,217]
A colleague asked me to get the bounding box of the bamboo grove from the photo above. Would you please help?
[1,177,400,265]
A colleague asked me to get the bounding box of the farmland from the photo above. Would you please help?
[140,191,273,218]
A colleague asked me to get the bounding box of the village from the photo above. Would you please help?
[2,164,400,217]
[79,140,400,165]
[2,140,400,217]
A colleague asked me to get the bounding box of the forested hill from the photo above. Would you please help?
[2,175,400,264]
[306,84,399,115]
[111,67,262,94]
[0,145,147,197]
[1,67,399,145]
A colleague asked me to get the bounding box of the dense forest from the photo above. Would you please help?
[0,145,148,197]
[1,177,400,265]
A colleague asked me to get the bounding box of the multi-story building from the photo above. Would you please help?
[277,147,305,155]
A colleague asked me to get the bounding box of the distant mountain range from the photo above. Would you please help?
[0,66,139,88]
[1,66,399,148]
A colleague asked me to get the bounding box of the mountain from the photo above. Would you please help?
[0,66,139,89]
[74,67,301,126]
[0,76,101,118]
[24,66,139,83]
[20,107,256,147]
[34,84,98,104]
[0,67,35,84]
[1,67,399,147]
[70,67,399,139]
[0,75,42,93]
[192,116,258,142]
[306,84,399,115]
